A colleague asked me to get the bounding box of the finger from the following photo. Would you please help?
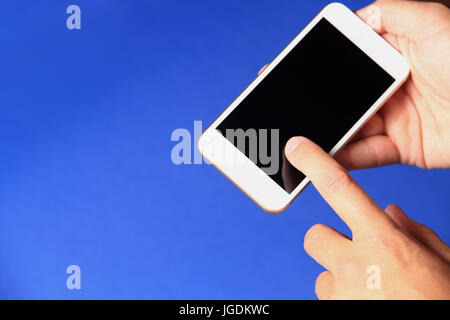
[382,32,400,51]
[304,224,351,271]
[258,64,269,75]
[352,113,385,142]
[334,135,400,170]
[285,137,394,239]
[385,204,450,262]
[357,0,448,41]
[315,271,334,300]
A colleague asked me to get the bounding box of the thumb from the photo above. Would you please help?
[385,204,450,262]
[357,0,449,41]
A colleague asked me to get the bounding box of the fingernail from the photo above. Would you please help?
[285,137,304,156]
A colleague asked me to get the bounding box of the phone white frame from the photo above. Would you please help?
[198,2,409,213]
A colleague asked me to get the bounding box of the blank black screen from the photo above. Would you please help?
[217,18,394,193]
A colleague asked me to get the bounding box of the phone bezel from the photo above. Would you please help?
[198,2,410,213]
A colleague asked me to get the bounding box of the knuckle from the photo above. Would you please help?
[366,141,382,167]
[322,167,353,194]
[375,231,417,268]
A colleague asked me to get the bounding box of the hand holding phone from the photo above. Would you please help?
[336,0,450,172]
[199,3,409,213]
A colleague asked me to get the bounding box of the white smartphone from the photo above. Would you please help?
[198,2,409,213]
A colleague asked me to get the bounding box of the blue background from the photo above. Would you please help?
[0,0,448,299]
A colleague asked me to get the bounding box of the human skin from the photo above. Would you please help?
[336,0,450,170]
[283,1,450,299]
[260,1,450,170]
[285,137,450,299]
